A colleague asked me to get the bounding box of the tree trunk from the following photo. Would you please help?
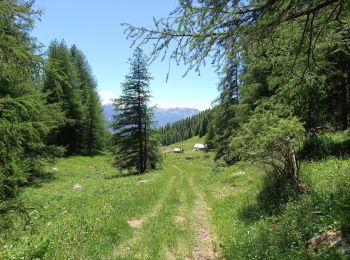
[287,137,299,186]
[341,62,349,130]
[346,63,350,129]
[143,121,147,172]
[137,60,144,174]
[138,105,144,174]
[88,106,93,155]
[341,78,348,130]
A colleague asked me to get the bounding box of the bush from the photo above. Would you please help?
[230,109,305,186]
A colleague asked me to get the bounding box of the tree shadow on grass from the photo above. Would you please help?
[104,170,141,180]
[25,170,57,189]
[238,173,300,223]
[332,187,350,242]
[300,135,350,161]
[0,199,33,231]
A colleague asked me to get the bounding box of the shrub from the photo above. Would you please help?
[230,110,305,187]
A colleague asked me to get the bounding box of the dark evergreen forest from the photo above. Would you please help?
[0,1,107,199]
[158,110,210,145]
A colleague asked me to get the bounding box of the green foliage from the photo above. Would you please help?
[124,0,350,172]
[0,0,42,91]
[159,110,210,145]
[231,108,305,184]
[70,45,107,155]
[0,93,64,198]
[82,90,107,155]
[43,40,84,154]
[112,48,161,173]
[206,104,250,163]
[190,154,350,259]
[124,1,349,74]
[0,0,63,199]
[43,41,107,155]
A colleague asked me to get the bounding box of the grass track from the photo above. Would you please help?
[0,138,219,259]
[1,137,350,259]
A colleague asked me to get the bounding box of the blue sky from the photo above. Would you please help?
[33,0,219,110]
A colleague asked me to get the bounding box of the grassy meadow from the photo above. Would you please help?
[1,137,349,259]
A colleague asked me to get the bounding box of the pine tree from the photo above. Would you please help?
[112,48,160,173]
[0,0,63,199]
[43,40,85,154]
[83,89,107,155]
[70,45,107,155]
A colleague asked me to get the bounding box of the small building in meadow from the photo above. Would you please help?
[173,148,184,153]
[194,143,205,150]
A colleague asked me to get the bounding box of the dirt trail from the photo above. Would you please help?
[173,165,219,259]
[111,164,220,259]
[110,175,177,258]
[189,176,219,260]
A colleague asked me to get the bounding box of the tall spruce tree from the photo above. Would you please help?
[83,89,107,155]
[70,45,107,155]
[0,0,63,199]
[112,48,160,173]
[43,41,107,155]
[43,40,84,154]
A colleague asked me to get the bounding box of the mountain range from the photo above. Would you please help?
[102,104,200,128]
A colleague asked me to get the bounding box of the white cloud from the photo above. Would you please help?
[99,90,117,105]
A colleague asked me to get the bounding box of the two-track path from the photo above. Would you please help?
[106,157,220,259]
[173,165,218,260]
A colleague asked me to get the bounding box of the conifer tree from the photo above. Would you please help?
[70,45,107,155]
[112,48,160,173]
[83,89,107,155]
[0,0,63,198]
[43,40,85,154]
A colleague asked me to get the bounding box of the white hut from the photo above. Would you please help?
[194,143,205,150]
[173,148,183,153]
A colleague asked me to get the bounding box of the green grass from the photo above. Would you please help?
[1,136,349,259]
[191,157,350,259]
[0,139,206,259]
[162,136,207,152]
[0,156,181,259]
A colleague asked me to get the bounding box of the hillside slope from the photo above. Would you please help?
[1,137,349,259]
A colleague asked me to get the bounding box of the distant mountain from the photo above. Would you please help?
[153,107,200,127]
[102,104,200,128]
[102,104,115,123]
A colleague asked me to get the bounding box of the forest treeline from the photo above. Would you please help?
[158,110,210,145]
[0,1,107,199]
[126,0,350,187]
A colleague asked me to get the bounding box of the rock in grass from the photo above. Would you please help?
[52,167,59,171]
[73,184,82,190]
